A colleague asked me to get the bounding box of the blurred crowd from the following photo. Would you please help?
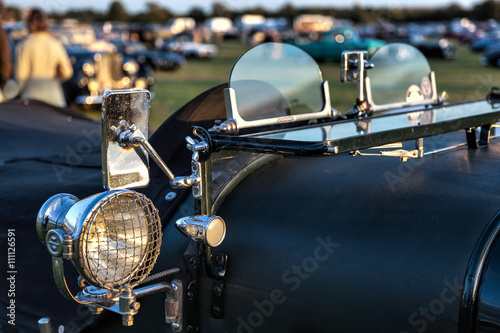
[2,4,500,108]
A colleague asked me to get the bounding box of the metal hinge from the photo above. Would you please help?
[352,138,424,162]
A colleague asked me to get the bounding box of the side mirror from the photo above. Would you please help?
[102,89,151,190]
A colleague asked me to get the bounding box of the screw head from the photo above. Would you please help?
[171,322,180,331]
[122,315,134,326]
[89,307,103,315]
[165,192,177,201]
[212,306,221,317]
[216,253,225,265]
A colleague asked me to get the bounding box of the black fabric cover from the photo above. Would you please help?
[0,84,227,332]
[0,100,102,333]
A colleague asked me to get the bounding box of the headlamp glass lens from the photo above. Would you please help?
[81,192,161,290]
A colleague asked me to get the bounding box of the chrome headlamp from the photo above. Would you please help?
[36,190,162,291]
[82,62,95,76]
[123,60,139,75]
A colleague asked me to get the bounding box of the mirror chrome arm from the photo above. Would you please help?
[113,122,210,194]
[141,138,176,181]
[113,121,176,181]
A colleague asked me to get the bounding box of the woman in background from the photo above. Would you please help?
[15,8,73,107]
[0,1,12,101]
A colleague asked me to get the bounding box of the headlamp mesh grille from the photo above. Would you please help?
[81,191,162,290]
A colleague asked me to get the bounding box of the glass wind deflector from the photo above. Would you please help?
[209,99,500,156]
[217,42,333,134]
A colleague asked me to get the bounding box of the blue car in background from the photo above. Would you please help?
[287,26,386,61]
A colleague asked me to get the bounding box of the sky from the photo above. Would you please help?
[5,0,485,15]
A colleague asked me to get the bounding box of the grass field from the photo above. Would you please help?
[143,41,499,130]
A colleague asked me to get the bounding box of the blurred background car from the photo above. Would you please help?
[481,43,500,67]
[286,26,386,61]
[54,22,155,105]
[163,34,218,59]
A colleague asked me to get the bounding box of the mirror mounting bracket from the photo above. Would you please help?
[113,123,210,199]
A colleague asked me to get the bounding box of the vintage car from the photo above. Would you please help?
[3,22,155,106]
[164,35,219,59]
[111,39,187,71]
[287,26,386,61]
[64,45,156,106]
[2,42,500,333]
[396,34,457,60]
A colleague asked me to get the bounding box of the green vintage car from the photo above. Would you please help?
[289,26,386,61]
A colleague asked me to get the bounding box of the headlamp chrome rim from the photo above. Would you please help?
[36,193,79,243]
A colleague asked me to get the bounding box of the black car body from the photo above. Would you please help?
[2,43,500,333]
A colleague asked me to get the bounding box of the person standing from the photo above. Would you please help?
[0,2,12,102]
[15,8,73,107]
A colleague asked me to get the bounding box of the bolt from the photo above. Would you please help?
[212,306,221,317]
[89,307,103,315]
[216,253,225,265]
[130,302,140,311]
[187,291,194,300]
[172,283,178,291]
[122,315,134,326]
[171,322,180,331]
[468,275,474,281]
[189,257,196,265]
[187,325,194,333]
[213,286,222,296]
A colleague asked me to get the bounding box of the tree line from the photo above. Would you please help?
[3,0,500,24]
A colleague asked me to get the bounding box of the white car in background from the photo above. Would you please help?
[166,35,219,59]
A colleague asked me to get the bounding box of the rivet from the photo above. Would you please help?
[165,192,177,201]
